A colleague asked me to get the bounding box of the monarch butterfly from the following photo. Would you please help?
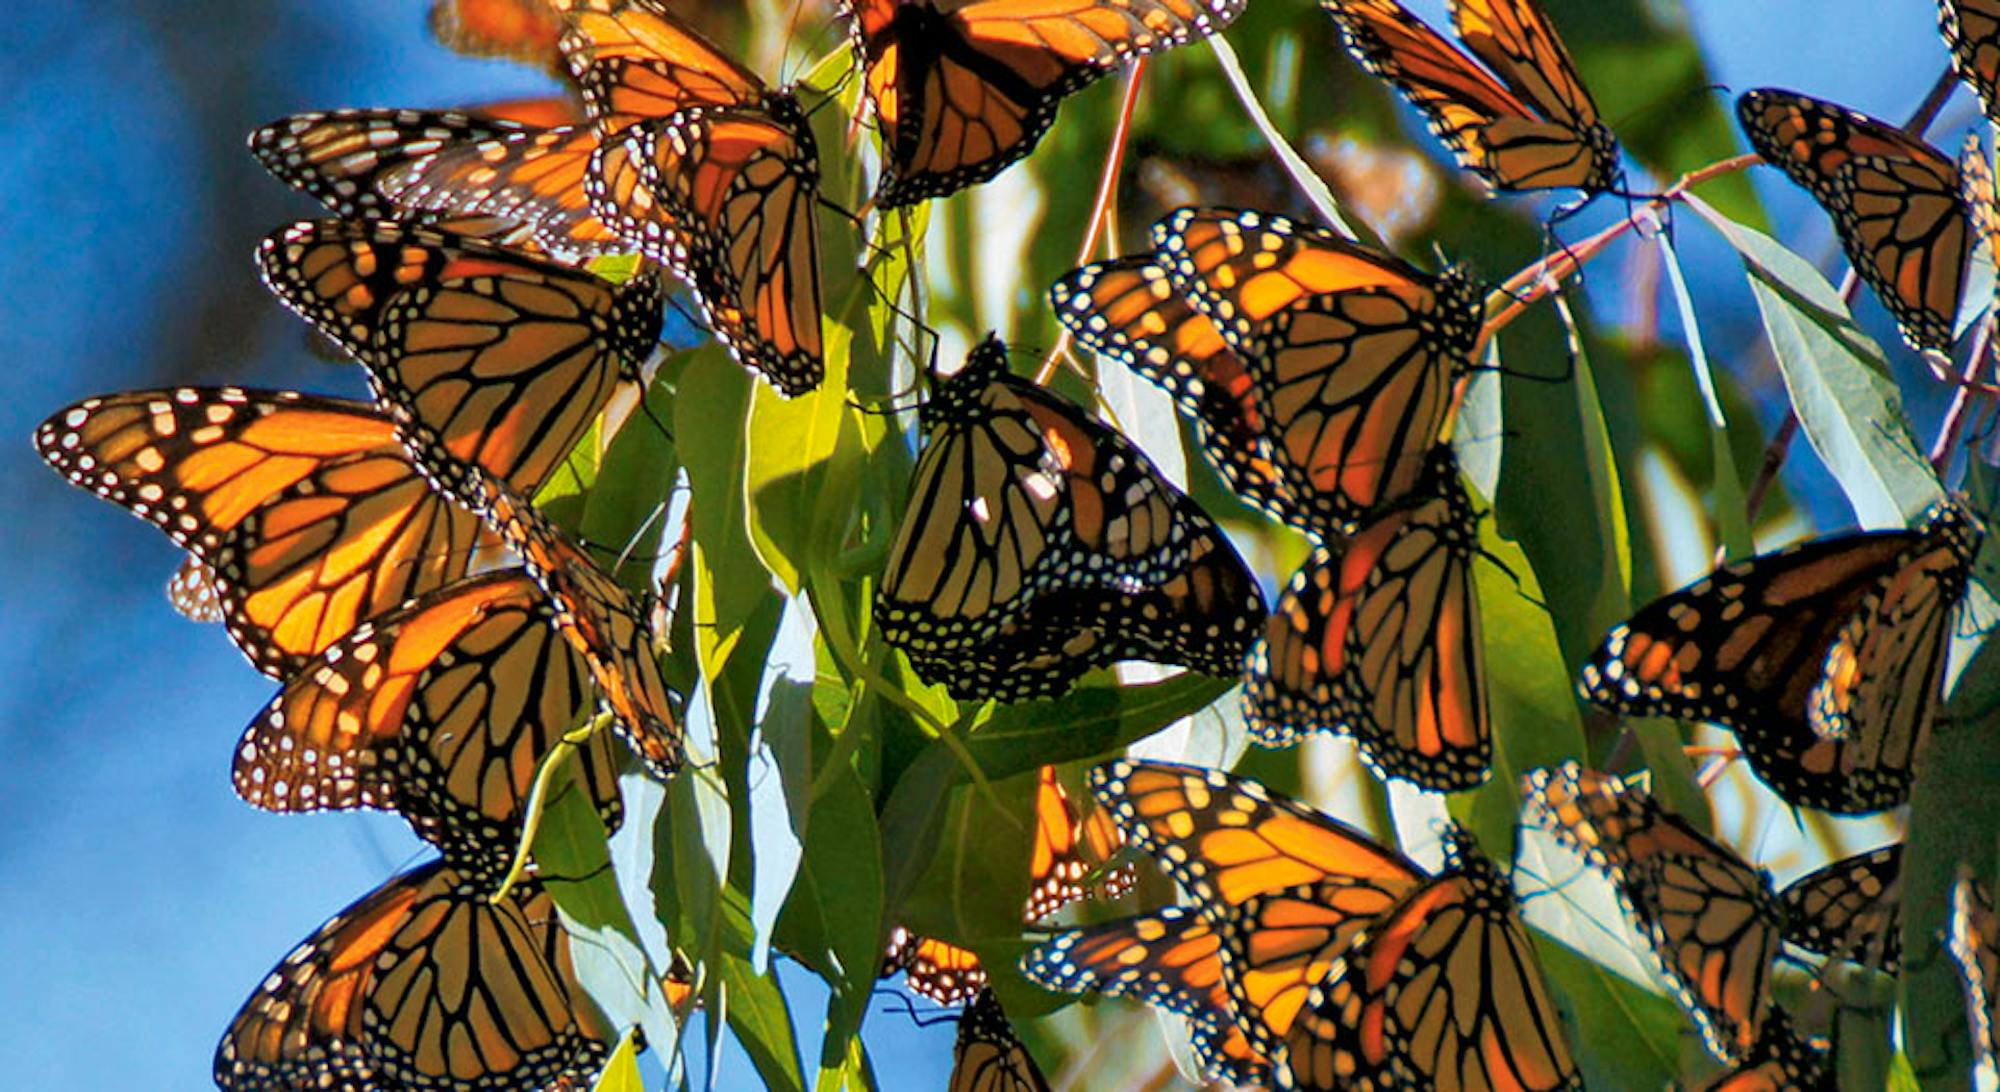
[215,859,610,1090]
[35,388,483,678]
[257,220,661,484]
[1025,764,1135,922]
[1699,1010,1834,1092]
[1321,0,1620,195]
[1951,872,2000,1078]
[1021,906,1274,1085]
[1578,498,1982,814]
[456,473,685,781]
[1737,88,1970,357]
[1943,1,2000,124]
[234,569,626,884]
[1049,254,1307,531]
[842,0,1247,207]
[249,108,621,263]
[1522,763,1781,1065]
[950,989,1052,1092]
[876,335,1265,701]
[1153,207,1484,538]
[1091,760,1580,1091]
[1777,845,1901,973]
[886,927,990,1006]
[557,0,826,395]
[1247,450,1489,790]
[430,0,569,75]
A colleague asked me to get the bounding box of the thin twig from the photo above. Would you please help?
[1036,61,1147,385]
[1932,319,1995,474]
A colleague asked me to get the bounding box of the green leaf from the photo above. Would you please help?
[1898,630,2000,1089]
[717,944,807,1092]
[962,674,1235,781]
[782,736,885,1077]
[584,382,680,590]
[747,326,857,593]
[679,347,775,634]
[1531,925,1686,1088]
[1686,195,1941,528]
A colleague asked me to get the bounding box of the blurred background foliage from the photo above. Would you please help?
[8,0,2000,1088]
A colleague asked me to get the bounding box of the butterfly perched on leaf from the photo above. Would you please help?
[1151,206,1484,538]
[842,0,1247,207]
[1698,1009,1834,1092]
[1738,88,1970,357]
[885,927,990,1006]
[1523,763,1782,1065]
[1021,906,1273,1085]
[1092,760,1581,1091]
[557,0,826,394]
[1578,498,1982,814]
[215,859,610,1091]
[1951,872,2000,1080]
[1245,449,1490,790]
[876,334,1265,701]
[36,388,486,678]
[950,989,1052,1092]
[1024,764,1135,922]
[234,569,627,886]
[1321,0,1620,195]
[249,107,625,264]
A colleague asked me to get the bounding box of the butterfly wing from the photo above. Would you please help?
[886,927,990,1006]
[235,570,625,882]
[169,556,225,623]
[1944,1,2000,124]
[1021,907,1272,1085]
[1776,846,1901,972]
[35,388,479,677]
[430,0,570,75]
[1286,827,1580,1092]
[1698,1010,1835,1092]
[950,989,1053,1092]
[555,0,769,130]
[848,0,1247,206]
[1950,873,2000,1077]
[215,861,608,1090]
[604,104,825,394]
[1050,255,1306,529]
[250,109,523,220]
[377,123,626,262]
[1247,456,1489,790]
[1738,88,1968,355]
[1524,763,1782,1064]
[1324,0,1617,193]
[1154,207,1479,535]
[1024,765,1135,921]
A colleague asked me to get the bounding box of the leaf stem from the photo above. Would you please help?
[1036,60,1148,385]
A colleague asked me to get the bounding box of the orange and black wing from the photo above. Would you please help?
[1951,873,2000,1076]
[554,0,769,132]
[878,336,1263,700]
[599,103,825,394]
[258,218,660,495]
[1024,764,1135,922]
[1580,500,1980,814]
[1699,1009,1835,1092]
[1050,255,1306,530]
[885,927,990,1006]
[468,476,685,781]
[1021,907,1272,1085]
[215,860,609,1090]
[1944,1,2000,124]
[1090,760,1425,1058]
[1777,846,1901,972]
[431,0,570,75]
[235,570,625,883]
[1284,826,1580,1092]
[949,989,1052,1092]
[1738,88,1969,355]
[35,388,479,678]
[845,0,1247,207]
[1154,207,1481,536]
[1524,763,1782,1065]
[1323,0,1618,194]
[169,557,225,623]
[1247,453,1488,789]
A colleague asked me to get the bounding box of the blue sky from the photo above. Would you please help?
[0,0,1964,1086]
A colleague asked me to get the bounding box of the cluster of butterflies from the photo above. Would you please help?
[34,0,2000,1084]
